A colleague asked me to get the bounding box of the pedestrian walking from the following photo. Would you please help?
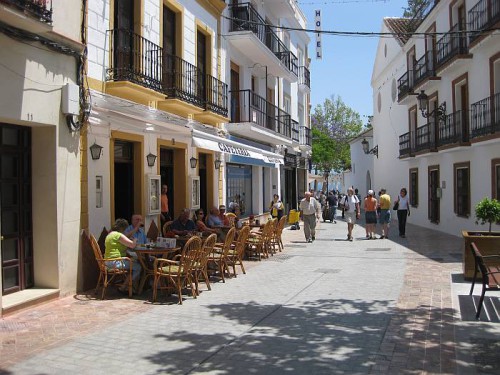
[299,191,321,243]
[378,188,391,238]
[326,191,338,223]
[341,188,360,241]
[364,190,378,239]
[394,187,410,238]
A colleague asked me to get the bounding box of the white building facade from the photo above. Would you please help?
[371,0,500,236]
[0,1,84,314]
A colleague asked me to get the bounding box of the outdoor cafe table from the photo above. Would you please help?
[134,246,181,294]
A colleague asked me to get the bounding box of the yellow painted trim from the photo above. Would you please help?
[193,111,229,126]
[197,0,226,17]
[105,81,166,105]
[80,126,89,231]
[195,19,213,74]
[157,98,203,117]
[163,0,184,57]
[110,131,145,223]
[87,77,105,93]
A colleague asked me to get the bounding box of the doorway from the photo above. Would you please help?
[113,0,135,77]
[1,124,33,295]
[114,141,135,222]
[428,166,440,223]
[199,154,208,214]
[160,148,174,216]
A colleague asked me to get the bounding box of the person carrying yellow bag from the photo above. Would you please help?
[269,194,285,220]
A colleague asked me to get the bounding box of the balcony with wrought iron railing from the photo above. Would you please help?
[106,29,228,117]
[397,71,414,101]
[436,23,469,69]
[399,131,413,158]
[437,110,469,147]
[1,0,52,23]
[468,0,500,44]
[291,120,299,142]
[470,92,500,139]
[229,3,298,76]
[405,0,439,34]
[299,125,312,147]
[413,50,436,88]
[298,66,310,88]
[229,89,292,139]
[415,121,436,152]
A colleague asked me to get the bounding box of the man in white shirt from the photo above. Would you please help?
[299,191,321,243]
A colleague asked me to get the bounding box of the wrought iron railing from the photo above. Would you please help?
[205,74,228,117]
[162,53,204,108]
[291,120,299,142]
[107,29,163,93]
[106,29,228,114]
[1,0,52,23]
[438,110,469,147]
[414,50,435,87]
[229,89,291,139]
[298,66,310,88]
[405,0,439,33]
[299,125,311,146]
[470,92,500,139]
[469,0,500,43]
[436,23,469,69]
[229,3,298,75]
[397,71,413,101]
[415,122,436,152]
[399,131,412,157]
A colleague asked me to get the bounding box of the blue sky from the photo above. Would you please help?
[299,0,408,123]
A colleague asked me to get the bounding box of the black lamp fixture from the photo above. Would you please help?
[146,153,157,167]
[416,90,447,122]
[214,158,222,170]
[361,138,379,158]
[89,142,103,160]
[190,156,198,169]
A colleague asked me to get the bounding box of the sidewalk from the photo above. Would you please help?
[1,219,499,374]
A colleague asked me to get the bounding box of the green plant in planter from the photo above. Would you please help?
[474,197,500,233]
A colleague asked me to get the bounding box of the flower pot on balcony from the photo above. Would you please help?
[462,230,500,279]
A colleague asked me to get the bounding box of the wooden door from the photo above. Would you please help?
[162,6,176,89]
[230,68,240,122]
[196,31,207,102]
[1,124,33,295]
[461,84,469,142]
[428,167,440,223]
[113,0,134,76]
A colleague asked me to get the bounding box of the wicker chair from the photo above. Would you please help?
[270,216,287,252]
[225,212,237,227]
[153,236,202,304]
[226,226,251,277]
[90,234,133,299]
[246,219,274,260]
[207,227,236,282]
[193,233,217,294]
[162,221,173,236]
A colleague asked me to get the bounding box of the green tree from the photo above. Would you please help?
[311,95,363,175]
[402,0,427,18]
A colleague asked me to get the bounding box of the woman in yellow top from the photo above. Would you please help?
[269,194,285,220]
[104,218,142,294]
[364,190,378,239]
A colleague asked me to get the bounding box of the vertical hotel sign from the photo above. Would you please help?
[315,9,322,60]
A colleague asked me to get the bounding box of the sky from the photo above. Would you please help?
[298,0,408,124]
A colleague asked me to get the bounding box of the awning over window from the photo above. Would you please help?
[192,129,284,166]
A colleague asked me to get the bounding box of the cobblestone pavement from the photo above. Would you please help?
[1,219,499,374]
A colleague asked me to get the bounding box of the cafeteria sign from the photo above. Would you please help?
[218,142,251,157]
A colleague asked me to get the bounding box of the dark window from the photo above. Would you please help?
[409,168,418,207]
[493,159,500,200]
[454,162,470,217]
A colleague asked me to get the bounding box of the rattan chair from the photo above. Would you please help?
[270,216,287,252]
[207,227,236,282]
[162,221,173,236]
[193,233,217,294]
[90,234,133,299]
[226,226,251,277]
[153,236,202,304]
[225,212,237,227]
[246,219,274,260]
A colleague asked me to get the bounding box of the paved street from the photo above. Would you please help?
[1,219,499,374]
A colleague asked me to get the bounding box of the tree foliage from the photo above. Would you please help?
[402,0,427,18]
[311,95,363,174]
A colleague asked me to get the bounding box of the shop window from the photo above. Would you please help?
[454,162,470,217]
[226,164,252,215]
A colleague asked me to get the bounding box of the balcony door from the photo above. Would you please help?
[113,0,134,77]
[162,5,177,90]
[196,30,207,102]
[428,166,440,224]
[453,78,469,143]
[230,66,240,122]
[1,124,33,295]
[113,141,135,223]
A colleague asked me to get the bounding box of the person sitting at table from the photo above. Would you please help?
[193,208,218,235]
[218,205,230,226]
[207,206,223,228]
[104,218,142,294]
[171,208,197,236]
[124,214,148,244]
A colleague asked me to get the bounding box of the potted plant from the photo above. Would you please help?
[462,197,500,279]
